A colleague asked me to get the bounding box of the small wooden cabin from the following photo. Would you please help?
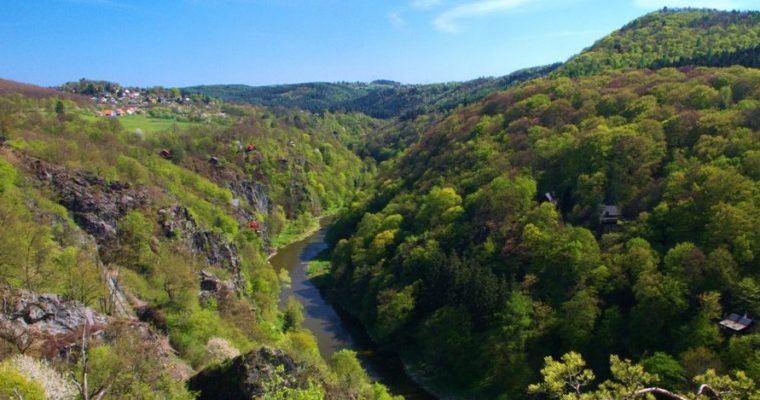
[599,205,621,225]
[719,313,753,333]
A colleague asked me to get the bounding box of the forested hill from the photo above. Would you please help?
[324,8,760,400]
[560,8,760,77]
[185,9,760,121]
[0,85,403,399]
[183,64,559,119]
[328,64,760,398]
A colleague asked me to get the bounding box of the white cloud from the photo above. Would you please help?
[433,0,538,32]
[388,12,407,29]
[413,0,444,9]
[633,0,751,9]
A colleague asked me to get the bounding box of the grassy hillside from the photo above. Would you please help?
[0,79,86,102]
[0,86,400,399]
[183,64,559,120]
[561,8,760,76]
[327,64,760,397]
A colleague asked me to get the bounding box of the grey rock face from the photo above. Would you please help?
[158,205,244,289]
[188,346,310,400]
[29,158,148,243]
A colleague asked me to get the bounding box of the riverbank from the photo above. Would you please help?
[270,226,436,399]
[268,214,331,260]
[307,261,468,400]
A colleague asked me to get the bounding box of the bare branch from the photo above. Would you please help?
[626,387,689,400]
[696,384,722,399]
[625,385,722,400]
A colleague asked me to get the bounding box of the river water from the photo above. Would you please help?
[270,227,435,400]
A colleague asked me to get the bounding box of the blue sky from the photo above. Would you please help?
[0,0,756,87]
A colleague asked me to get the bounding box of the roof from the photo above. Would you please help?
[602,205,620,216]
[719,313,753,331]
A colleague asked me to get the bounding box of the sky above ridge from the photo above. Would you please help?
[0,0,756,87]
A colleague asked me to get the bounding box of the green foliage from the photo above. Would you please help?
[527,352,595,399]
[375,285,415,340]
[0,363,46,400]
[641,352,686,389]
[692,369,760,400]
[329,350,402,400]
[82,332,195,400]
[12,9,760,399]
[283,296,305,332]
[530,352,760,399]
[327,59,760,396]
[0,87,386,400]
[560,9,760,77]
[111,211,155,272]
[184,64,559,119]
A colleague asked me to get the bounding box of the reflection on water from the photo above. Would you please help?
[272,229,354,356]
[270,227,435,400]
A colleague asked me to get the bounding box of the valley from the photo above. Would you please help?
[3,6,760,400]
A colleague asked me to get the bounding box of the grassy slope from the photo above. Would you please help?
[0,89,394,399]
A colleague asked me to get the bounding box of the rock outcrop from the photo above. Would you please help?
[192,231,241,273]
[188,346,310,400]
[0,287,109,338]
[0,286,191,379]
[228,180,273,253]
[0,287,112,360]
[158,206,244,289]
[233,181,272,215]
[29,158,148,243]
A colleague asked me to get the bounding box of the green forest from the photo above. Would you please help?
[327,64,760,398]
[560,9,760,77]
[183,64,559,120]
[323,8,760,400]
[0,91,399,399]
[4,6,760,400]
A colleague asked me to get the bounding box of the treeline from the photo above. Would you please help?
[60,78,123,96]
[652,43,760,69]
[183,82,372,113]
[183,64,560,120]
[560,9,760,77]
[60,78,199,101]
[326,66,760,398]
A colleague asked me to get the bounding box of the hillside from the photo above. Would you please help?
[0,79,86,102]
[561,8,760,76]
[0,84,400,399]
[328,64,760,398]
[183,64,559,119]
[653,42,760,69]
[5,6,760,400]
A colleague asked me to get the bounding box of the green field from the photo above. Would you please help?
[117,114,209,133]
[80,113,213,134]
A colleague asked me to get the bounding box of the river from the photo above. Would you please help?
[270,226,435,400]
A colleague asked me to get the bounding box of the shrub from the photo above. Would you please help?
[7,354,76,400]
[205,337,240,364]
[0,363,46,400]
